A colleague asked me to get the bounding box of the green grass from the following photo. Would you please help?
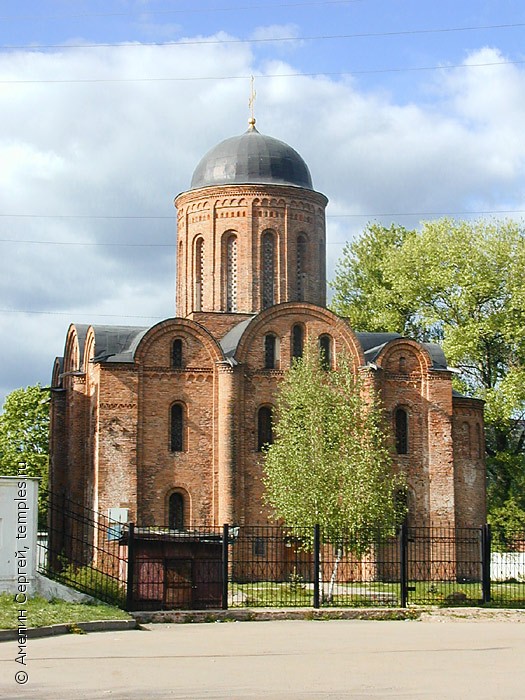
[0,593,131,630]
[230,580,525,608]
[231,581,313,607]
[45,562,127,607]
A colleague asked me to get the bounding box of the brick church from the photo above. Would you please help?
[49,117,486,530]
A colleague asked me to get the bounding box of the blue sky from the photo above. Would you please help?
[0,0,524,404]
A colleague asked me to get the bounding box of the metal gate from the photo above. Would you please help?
[402,525,485,606]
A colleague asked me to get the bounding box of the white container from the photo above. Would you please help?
[0,476,39,595]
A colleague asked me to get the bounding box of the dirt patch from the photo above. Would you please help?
[419,606,525,623]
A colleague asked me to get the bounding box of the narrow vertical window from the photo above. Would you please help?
[319,334,331,371]
[257,406,273,451]
[476,423,483,459]
[226,234,238,312]
[195,237,204,311]
[461,421,472,458]
[178,240,183,307]
[172,339,183,369]
[170,404,184,452]
[395,407,408,455]
[264,334,279,369]
[262,230,275,309]
[296,234,307,301]
[292,324,304,359]
[169,492,184,530]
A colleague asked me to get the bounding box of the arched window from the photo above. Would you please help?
[170,403,184,452]
[169,492,184,530]
[225,234,238,312]
[171,339,183,369]
[319,334,332,371]
[264,334,279,369]
[296,234,307,301]
[395,407,408,455]
[292,324,304,360]
[261,230,275,309]
[257,406,273,451]
[194,237,204,311]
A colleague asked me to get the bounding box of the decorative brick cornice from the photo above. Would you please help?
[100,402,137,410]
[248,369,285,379]
[142,366,213,374]
[175,183,328,209]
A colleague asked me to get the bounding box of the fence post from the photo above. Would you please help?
[222,524,229,610]
[482,523,491,604]
[61,490,67,563]
[399,521,408,608]
[313,524,320,609]
[126,522,135,612]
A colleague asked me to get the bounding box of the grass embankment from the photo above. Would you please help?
[0,593,131,630]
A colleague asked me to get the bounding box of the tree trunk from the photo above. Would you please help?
[326,545,343,603]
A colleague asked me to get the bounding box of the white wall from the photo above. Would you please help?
[491,552,525,581]
[0,477,39,594]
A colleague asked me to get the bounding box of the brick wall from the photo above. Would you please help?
[175,185,328,316]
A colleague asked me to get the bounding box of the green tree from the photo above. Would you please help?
[330,218,525,524]
[0,384,50,524]
[262,344,404,598]
[489,497,525,551]
[331,223,417,334]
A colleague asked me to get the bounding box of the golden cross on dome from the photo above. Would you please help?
[248,75,256,128]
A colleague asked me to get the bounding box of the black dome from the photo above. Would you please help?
[190,122,313,191]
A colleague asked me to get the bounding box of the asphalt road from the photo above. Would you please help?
[1,618,524,699]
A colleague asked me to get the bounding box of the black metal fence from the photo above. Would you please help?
[123,522,525,610]
[38,491,127,607]
[489,529,525,608]
[37,498,525,611]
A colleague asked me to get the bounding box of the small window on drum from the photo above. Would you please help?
[319,334,332,370]
[172,339,183,369]
[194,237,204,311]
[257,406,273,451]
[261,230,275,309]
[296,234,307,301]
[395,407,408,455]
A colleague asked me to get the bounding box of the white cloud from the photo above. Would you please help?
[1,39,525,405]
[249,24,302,51]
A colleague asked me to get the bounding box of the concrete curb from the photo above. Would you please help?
[0,618,137,642]
[132,607,421,625]
[132,606,525,625]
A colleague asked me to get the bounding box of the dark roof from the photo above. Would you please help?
[355,332,402,359]
[421,343,448,370]
[91,325,149,363]
[355,332,449,370]
[219,317,255,359]
[190,123,314,191]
